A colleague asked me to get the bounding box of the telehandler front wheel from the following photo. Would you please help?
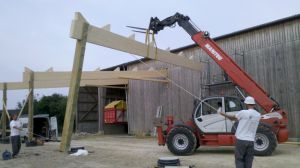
[166,127,196,155]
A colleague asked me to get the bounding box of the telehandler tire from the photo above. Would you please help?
[254,125,277,156]
[166,127,196,155]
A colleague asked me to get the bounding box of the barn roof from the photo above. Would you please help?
[102,13,300,70]
[171,13,300,52]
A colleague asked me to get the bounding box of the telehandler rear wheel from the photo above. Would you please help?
[254,126,277,156]
[232,121,277,156]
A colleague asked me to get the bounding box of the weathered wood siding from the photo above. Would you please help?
[127,18,300,140]
[127,61,204,134]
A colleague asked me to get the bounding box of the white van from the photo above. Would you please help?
[19,114,58,141]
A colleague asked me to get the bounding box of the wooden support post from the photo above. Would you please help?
[60,13,89,152]
[28,71,34,141]
[1,83,7,139]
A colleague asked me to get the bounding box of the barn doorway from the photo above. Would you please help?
[103,87,128,134]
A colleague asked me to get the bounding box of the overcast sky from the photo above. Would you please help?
[1,0,299,109]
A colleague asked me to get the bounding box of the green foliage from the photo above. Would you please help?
[16,98,38,115]
[16,93,67,133]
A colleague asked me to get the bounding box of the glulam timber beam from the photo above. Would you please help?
[70,13,202,71]
[23,70,168,82]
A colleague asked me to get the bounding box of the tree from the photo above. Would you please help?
[16,98,38,115]
[17,93,67,133]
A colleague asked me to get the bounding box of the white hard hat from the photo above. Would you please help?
[244,96,255,105]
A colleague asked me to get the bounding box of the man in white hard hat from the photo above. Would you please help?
[219,96,261,168]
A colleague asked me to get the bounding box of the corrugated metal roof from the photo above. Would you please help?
[101,58,150,71]
[171,13,300,53]
[101,13,300,69]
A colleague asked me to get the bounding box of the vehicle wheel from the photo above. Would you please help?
[166,127,196,155]
[254,126,277,156]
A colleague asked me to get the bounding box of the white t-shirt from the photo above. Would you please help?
[235,109,261,141]
[10,120,22,136]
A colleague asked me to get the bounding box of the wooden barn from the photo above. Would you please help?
[76,14,300,142]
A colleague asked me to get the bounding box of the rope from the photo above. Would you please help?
[0,131,50,141]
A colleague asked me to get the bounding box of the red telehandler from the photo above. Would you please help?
[148,13,288,156]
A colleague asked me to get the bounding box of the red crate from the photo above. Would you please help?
[104,100,127,124]
[104,108,126,124]
[104,108,117,123]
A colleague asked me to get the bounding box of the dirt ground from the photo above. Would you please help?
[0,135,299,168]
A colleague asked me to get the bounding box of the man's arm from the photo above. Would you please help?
[13,126,22,131]
[219,112,237,121]
[13,122,23,130]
